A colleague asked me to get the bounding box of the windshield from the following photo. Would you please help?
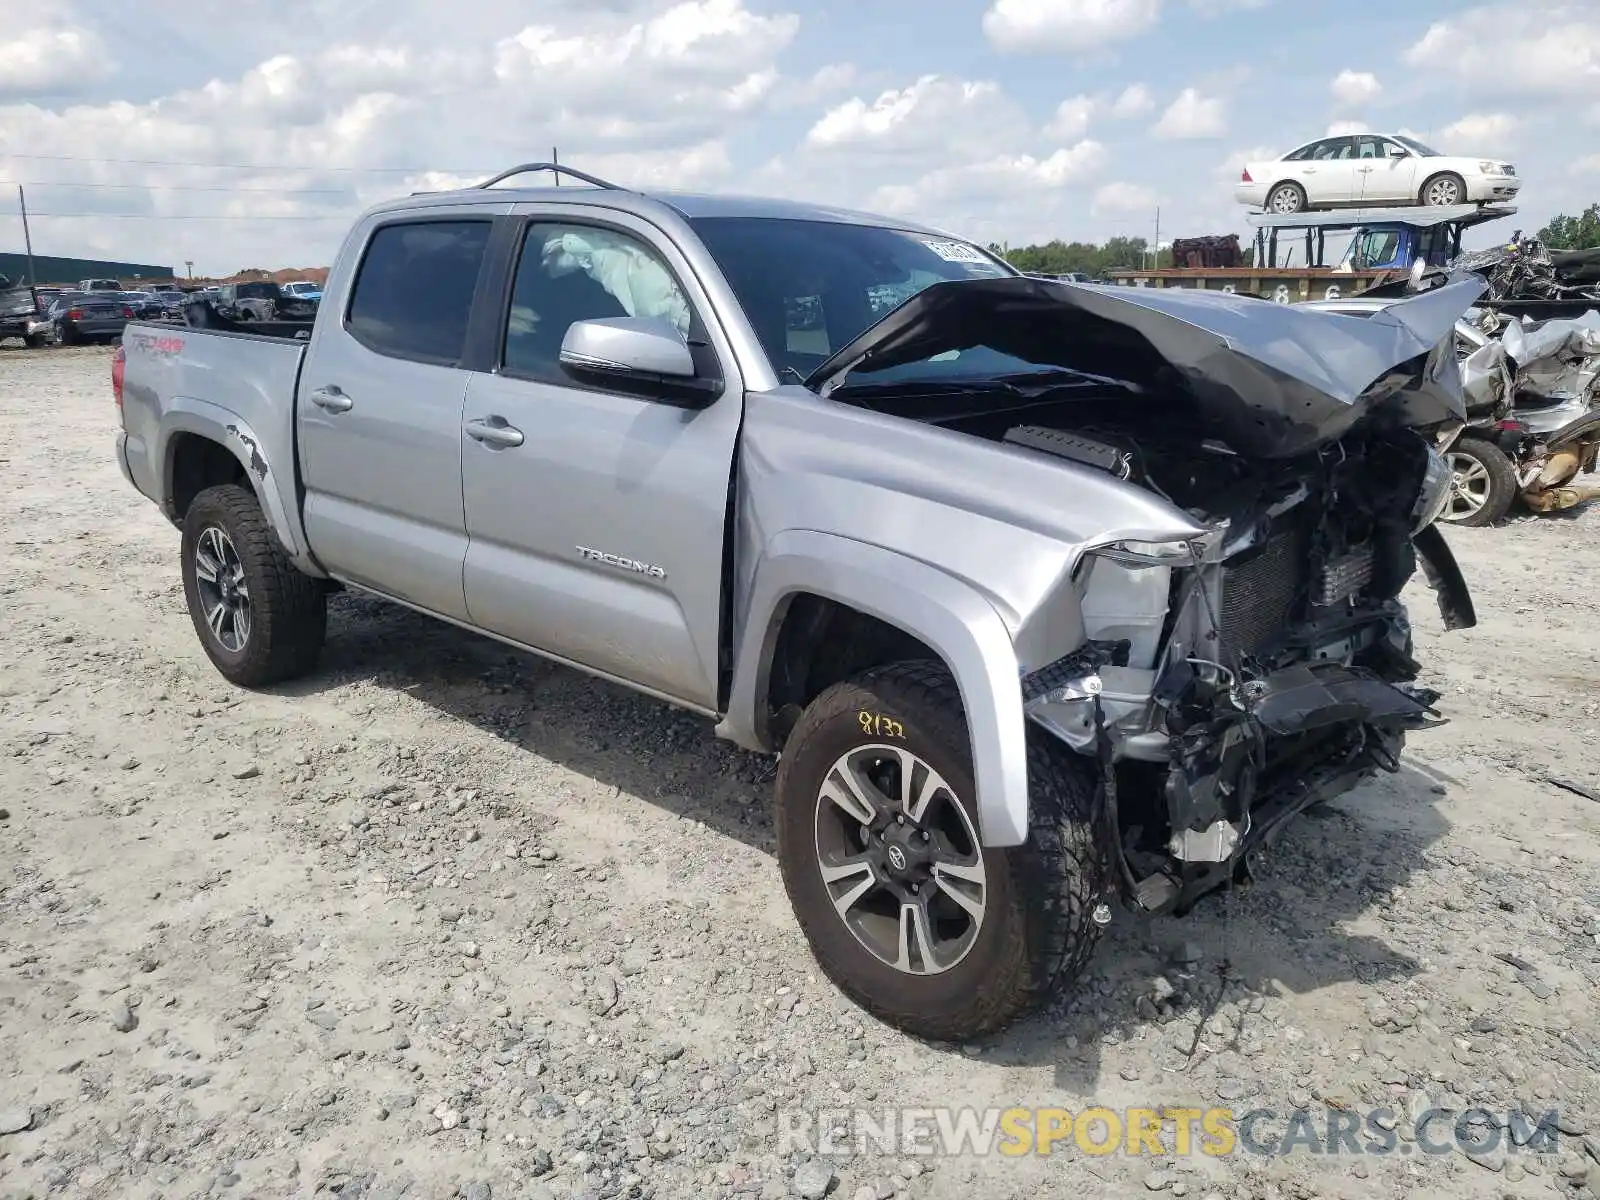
[1393,135,1442,157]
[688,216,1013,381]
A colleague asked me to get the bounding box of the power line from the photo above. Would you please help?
[2,151,492,174]
[4,179,355,195]
[20,212,346,221]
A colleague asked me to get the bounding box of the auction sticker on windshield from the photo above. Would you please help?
[921,238,995,267]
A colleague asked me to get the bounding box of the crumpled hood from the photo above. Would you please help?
[807,275,1486,458]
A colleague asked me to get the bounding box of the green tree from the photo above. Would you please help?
[1538,203,1600,250]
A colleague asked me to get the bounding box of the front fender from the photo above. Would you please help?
[157,401,321,574]
[716,529,1033,847]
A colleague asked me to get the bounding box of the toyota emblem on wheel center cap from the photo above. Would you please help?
[886,844,908,873]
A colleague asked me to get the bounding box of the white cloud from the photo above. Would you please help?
[0,0,801,273]
[1045,95,1096,140]
[805,76,1025,158]
[1151,87,1227,138]
[0,21,112,95]
[983,0,1163,54]
[1325,120,1370,136]
[1437,112,1521,153]
[1110,83,1154,117]
[1188,0,1271,13]
[1092,181,1158,214]
[1404,3,1600,98]
[1330,69,1381,107]
[1571,154,1600,174]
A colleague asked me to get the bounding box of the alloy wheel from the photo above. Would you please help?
[1425,178,1462,207]
[812,744,987,976]
[192,525,252,652]
[1443,452,1491,522]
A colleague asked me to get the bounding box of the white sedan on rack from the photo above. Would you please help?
[1235,133,1520,214]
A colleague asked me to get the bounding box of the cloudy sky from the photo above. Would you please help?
[1,0,1597,276]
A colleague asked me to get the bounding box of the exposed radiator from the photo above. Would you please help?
[1218,526,1307,658]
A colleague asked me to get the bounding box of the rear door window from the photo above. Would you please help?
[347,220,493,365]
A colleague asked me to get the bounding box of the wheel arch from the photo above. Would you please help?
[716,530,1032,847]
[156,405,320,573]
[1419,170,1466,205]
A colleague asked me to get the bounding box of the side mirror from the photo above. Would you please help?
[560,316,697,379]
[1386,145,1407,159]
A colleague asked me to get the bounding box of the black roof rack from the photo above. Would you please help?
[472,162,625,191]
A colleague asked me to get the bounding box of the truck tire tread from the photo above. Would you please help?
[181,483,325,686]
[776,659,1106,1040]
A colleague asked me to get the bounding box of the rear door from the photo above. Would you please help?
[458,207,744,710]
[1301,137,1360,205]
[297,210,498,621]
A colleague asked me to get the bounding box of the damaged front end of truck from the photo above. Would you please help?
[811,275,1483,916]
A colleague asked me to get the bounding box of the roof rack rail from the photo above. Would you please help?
[473,162,625,191]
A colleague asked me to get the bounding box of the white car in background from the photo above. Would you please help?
[1236,133,1520,214]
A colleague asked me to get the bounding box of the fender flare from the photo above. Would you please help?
[157,401,318,571]
[716,529,1032,847]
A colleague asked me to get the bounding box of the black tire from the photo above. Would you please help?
[1266,181,1306,214]
[180,483,326,686]
[58,324,78,346]
[1442,437,1517,527]
[23,333,45,349]
[775,660,1107,1041]
[1420,172,1466,208]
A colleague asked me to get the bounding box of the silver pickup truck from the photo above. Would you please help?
[115,162,1480,1040]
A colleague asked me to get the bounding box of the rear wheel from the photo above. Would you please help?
[181,484,326,686]
[775,660,1108,1040]
[1267,181,1306,214]
[23,332,46,349]
[1443,437,1517,526]
[1421,172,1466,207]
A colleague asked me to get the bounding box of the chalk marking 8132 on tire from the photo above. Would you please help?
[775,660,1109,1040]
[180,483,327,687]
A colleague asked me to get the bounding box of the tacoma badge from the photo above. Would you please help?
[575,545,666,579]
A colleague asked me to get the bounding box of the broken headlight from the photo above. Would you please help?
[1089,539,1199,569]
[1410,444,1453,533]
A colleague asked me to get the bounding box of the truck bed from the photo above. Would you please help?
[118,320,315,563]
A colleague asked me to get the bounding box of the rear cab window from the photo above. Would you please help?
[346,219,493,365]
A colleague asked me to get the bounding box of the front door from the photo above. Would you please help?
[459,212,744,710]
[298,214,495,621]
[1355,136,1421,203]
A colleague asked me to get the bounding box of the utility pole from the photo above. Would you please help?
[185,260,194,279]
[17,185,39,306]
[1154,206,1161,270]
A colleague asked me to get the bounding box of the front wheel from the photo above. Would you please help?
[775,661,1108,1040]
[1442,437,1517,526]
[180,484,327,686]
[1421,172,1466,208]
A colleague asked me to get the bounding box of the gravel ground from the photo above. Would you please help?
[2,343,1599,1200]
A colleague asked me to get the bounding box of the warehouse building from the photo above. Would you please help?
[0,252,178,288]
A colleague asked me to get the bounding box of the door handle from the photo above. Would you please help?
[465,417,524,448]
[310,386,353,412]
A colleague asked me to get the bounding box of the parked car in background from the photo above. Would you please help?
[281,280,323,302]
[38,292,132,344]
[1236,133,1520,214]
[0,275,45,346]
[120,291,168,321]
[214,280,316,322]
[77,278,124,293]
